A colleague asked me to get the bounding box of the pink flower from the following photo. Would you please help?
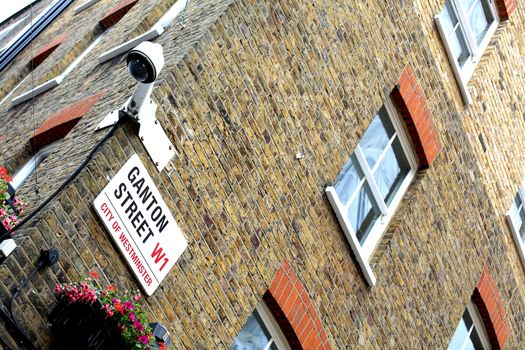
[133,294,141,302]
[138,335,149,345]
[133,320,144,331]
[123,301,134,310]
[129,313,136,322]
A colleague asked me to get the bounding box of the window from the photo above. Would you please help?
[507,179,525,268]
[230,302,290,350]
[0,0,69,73]
[435,0,499,104]
[326,98,417,286]
[11,32,106,106]
[98,0,187,63]
[448,300,491,350]
[10,141,58,190]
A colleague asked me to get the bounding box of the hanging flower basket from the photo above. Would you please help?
[49,299,128,350]
[52,272,157,350]
[0,166,27,232]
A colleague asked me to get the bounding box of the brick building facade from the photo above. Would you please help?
[0,0,524,348]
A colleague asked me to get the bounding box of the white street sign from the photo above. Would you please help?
[93,154,187,295]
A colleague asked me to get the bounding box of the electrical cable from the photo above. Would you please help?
[0,116,127,241]
[0,249,59,350]
[9,264,40,331]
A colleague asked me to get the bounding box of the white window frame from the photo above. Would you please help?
[98,0,187,63]
[74,0,101,14]
[10,141,58,190]
[11,31,106,106]
[435,0,499,105]
[506,181,525,269]
[325,98,418,286]
[255,302,290,350]
[449,300,492,350]
[0,73,31,106]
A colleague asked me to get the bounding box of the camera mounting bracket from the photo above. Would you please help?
[95,88,175,172]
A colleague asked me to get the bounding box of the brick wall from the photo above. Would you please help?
[0,0,524,349]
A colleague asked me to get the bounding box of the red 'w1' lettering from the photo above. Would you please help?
[151,243,169,272]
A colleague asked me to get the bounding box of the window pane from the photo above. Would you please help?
[448,316,471,350]
[347,183,381,243]
[230,311,272,350]
[510,195,525,241]
[334,155,363,205]
[468,1,492,43]
[358,107,394,170]
[372,138,410,205]
[450,28,470,67]
[448,308,486,350]
[441,1,470,67]
[459,0,477,12]
[468,328,485,350]
[441,1,459,36]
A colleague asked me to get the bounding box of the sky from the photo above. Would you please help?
[0,0,37,24]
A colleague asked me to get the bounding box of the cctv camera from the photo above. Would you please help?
[97,41,175,172]
[123,41,165,117]
[127,41,165,84]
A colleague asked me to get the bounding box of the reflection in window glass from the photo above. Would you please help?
[333,107,412,243]
[448,301,490,350]
[230,302,290,350]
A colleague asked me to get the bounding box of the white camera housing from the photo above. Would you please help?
[125,42,165,117]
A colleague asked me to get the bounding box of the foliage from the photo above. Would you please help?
[0,166,27,231]
[54,272,155,350]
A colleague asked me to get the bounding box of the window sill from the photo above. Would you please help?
[326,186,377,286]
[98,27,163,63]
[98,0,188,63]
[11,78,60,106]
[74,0,100,14]
[11,32,105,106]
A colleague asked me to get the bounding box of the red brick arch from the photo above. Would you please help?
[30,92,105,149]
[495,0,516,21]
[472,266,511,350]
[391,65,441,169]
[264,260,331,350]
[99,0,139,29]
[29,32,69,69]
